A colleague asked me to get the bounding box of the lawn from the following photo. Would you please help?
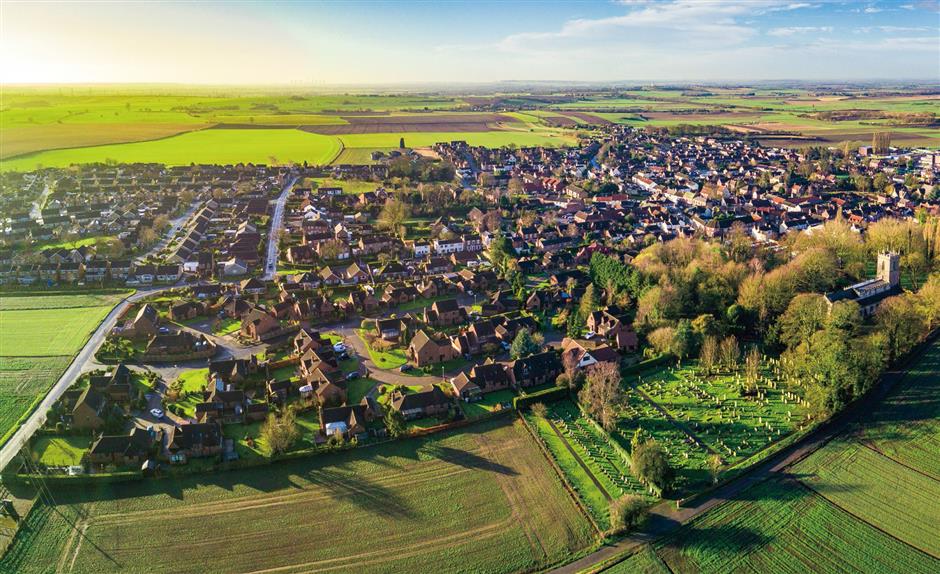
[653,478,936,574]
[0,418,595,574]
[170,368,209,419]
[0,292,126,444]
[212,317,241,336]
[311,177,380,194]
[460,389,516,419]
[2,128,343,171]
[345,377,376,405]
[30,436,90,467]
[356,329,408,369]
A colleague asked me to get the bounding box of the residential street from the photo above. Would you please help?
[263,175,298,280]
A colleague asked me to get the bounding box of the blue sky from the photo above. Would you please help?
[2,0,938,84]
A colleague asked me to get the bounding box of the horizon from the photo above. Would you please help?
[3,0,939,85]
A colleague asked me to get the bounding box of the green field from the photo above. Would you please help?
[2,128,343,171]
[0,291,126,444]
[793,438,940,556]
[338,129,576,150]
[0,418,595,574]
[652,479,937,574]
[858,339,940,478]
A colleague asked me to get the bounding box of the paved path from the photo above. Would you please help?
[263,176,298,280]
[0,288,172,472]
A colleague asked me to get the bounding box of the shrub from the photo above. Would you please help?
[530,402,548,418]
[608,495,648,535]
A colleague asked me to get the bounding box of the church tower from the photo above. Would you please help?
[877,252,900,287]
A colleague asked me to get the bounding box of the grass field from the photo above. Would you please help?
[635,363,809,466]
[0,291,126,444]
[0,418,595,574]
[2,128,343,171]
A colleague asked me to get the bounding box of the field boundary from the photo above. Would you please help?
[545,418,613,502]
[518,414,603,536]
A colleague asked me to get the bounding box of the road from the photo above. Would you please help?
[263,175,298,280]
[0,287,180,472]
[135,200,201,264]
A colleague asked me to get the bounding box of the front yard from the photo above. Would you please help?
[356,329,408,369]
[169,368,209,418]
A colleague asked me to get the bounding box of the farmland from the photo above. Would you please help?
[652,479,937,574]
[0,418,595,574]
[793,438,940,556]
[0,291,127,443]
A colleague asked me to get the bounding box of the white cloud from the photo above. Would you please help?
[864,6,884,13]
[768,26,833,36]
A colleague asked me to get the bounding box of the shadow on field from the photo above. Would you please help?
[304,467,417,519]
[657,524,772,565]
[419,444,518,476]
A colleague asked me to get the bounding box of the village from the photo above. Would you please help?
[2,124,938,478]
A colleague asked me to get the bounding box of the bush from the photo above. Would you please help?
[530,402,548,418]
[608,495,648,535]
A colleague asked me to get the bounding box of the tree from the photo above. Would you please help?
[384,407,406,438]
[137,226,158,248]
[671,319,696,360]
[510,329,540,360]
[776,293,829,350]
[744,346,761,394]
[577,361,622,431]
[399,137,405,149]
[699,335,719,374]
[261,408,300,455]
[719,336,740,371]
[631,440,674,496]
[377,197,409,233]
[608,495,648,534]
[318,238,346,261]
[876,294,926,363]
[578,284,599,323]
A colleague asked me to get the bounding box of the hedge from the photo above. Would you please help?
[621,354,673,376]
[513,386,569,410]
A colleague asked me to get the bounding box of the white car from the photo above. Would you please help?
[150,408,165,419]
[333,342,347,353]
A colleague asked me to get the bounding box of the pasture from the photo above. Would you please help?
[0,418,595,574]
[0,291,126,443]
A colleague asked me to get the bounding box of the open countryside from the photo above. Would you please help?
[0,419,594,574]
[1,1,939,573]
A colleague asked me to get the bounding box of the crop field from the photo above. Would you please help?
[0,418,595,574]
[336,129,576,150]
[0,291,126,443]
[857,339,940,478]
[603,546,669,574]
[1,128,343,172]
[634,363,809,466]
[793,438,940,556]
[651,479,937,573]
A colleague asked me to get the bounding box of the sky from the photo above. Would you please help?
[1,0,939,85]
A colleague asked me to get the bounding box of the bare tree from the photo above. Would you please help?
[578,361,622,431]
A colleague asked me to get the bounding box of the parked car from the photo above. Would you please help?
[150,408,165,419]
[399,364,413,372]
[333,342,347,353]
[345,372,359,380]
